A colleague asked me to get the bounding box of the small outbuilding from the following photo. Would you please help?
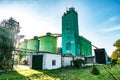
[30,53,61,70]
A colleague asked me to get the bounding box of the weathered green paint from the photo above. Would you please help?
[19,40,27,58]
[62,7,80,56]
[39,36,57,53]
[19,40,27,50]
[27,39,39,52]
[79,36,92,57]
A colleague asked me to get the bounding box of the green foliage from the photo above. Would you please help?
[0,18,20,72]
[117,57,120,63]
[91,65,100,75]
[18,52,23,64]
[1,57,14,72]
[0,28,15,71]
[72,58,85,68]
[111,39,120,65]
[111,49,120,65]
[111,59,117,66]
[113,39,120,48]
[111,50,118,60]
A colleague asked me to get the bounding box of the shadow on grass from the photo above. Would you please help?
[0,66,94,80]
[28,68,75,80]
[34,66,93,80]
[1,65,117,80]
[0,70,28,80]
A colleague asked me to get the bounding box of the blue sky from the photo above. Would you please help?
[0,0,120,56]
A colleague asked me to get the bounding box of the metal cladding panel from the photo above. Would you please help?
[79,36,92,57]
[19,41,27,50]
[39,36,57,53]
[19,41,27,57]
[27,39,39,52]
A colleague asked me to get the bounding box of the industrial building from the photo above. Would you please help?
[19,7,92,57]
[30,53,61,70]
[18,7,93,70]
[62,7,92,57]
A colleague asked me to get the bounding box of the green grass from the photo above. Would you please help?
[0,64,120,80]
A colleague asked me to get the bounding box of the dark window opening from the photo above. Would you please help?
[52,60,56,66]
[66,28,69,30]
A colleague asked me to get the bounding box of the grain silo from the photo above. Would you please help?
[27,36,39,52]
[39,33,57,53]
[19,39,27,50]
[18,39,27,58]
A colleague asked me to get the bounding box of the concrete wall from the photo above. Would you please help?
[85,56,95,64]
[43,53,61,70]
[61,56,73,67]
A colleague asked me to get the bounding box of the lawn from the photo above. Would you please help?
[0,64,120,80]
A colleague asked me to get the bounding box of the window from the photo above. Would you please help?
[66,28,69,30]
[52,60,56,66]
[66,43,71,50]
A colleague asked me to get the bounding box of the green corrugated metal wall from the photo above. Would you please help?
[79,36,92,57]
[39,36,57,53]
[19,40,27,58]
[19,40,27,50]
[27,39,39,52]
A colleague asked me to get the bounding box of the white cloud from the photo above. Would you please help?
[101,24,120,32]
[109,16,119,22]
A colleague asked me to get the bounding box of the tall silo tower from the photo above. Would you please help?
[62,7,80,56]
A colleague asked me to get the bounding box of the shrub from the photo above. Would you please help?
[0,18,20,72]
[117,57,120,63]
[91,65,100,75]
[1,57,14,72]
[72,59,85,68]
[111,59,117,66]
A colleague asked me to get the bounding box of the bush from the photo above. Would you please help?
[111,59,117,66]
[72,59,85,68]
[1,57,14,72]
[117,57,120,63]
[91,65,100,75]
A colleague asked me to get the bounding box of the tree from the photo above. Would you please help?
[113,39,120,49]
[0,17,20,72]
[111,39,120,65]
[111,50,118,60]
